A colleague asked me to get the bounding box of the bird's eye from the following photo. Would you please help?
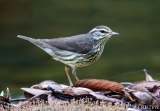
[100,30,106,33]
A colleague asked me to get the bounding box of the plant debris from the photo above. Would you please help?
[0,69,160,111]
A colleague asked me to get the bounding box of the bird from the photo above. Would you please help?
[17,25,119,86]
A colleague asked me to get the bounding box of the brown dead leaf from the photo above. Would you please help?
[144,69,157,81]
[28,93,48,103]
[57,87,93,97]
[31,80,62,90]
[146,85,160,98]
[74,79,124,93]
[0,96,9,103]
[24,91,34,100]
[129,90,153,105]
[89,92,122,103]
[21,88,47,96]
[128,89,160,109]
[21,88,50,100]
[128,81,160,92]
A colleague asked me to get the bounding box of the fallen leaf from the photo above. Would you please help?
[74,79,124,93]
[128,81,160,92]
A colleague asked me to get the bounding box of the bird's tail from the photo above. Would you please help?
[17,35,44,48]
[17,35,55,56]
[17,35,48,49]
[17,35,36,42]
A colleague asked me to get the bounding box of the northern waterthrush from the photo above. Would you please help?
[17,25,118,86]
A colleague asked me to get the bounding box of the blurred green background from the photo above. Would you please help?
[0,0,160,96]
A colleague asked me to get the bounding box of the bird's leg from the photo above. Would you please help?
[72,66,79,81]
[65,66,73,86]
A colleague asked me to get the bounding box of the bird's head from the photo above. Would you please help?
[89,25,119,41]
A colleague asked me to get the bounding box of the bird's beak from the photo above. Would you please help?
[109,31,119,35]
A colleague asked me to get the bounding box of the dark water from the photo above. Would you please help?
[0,1,160,97]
